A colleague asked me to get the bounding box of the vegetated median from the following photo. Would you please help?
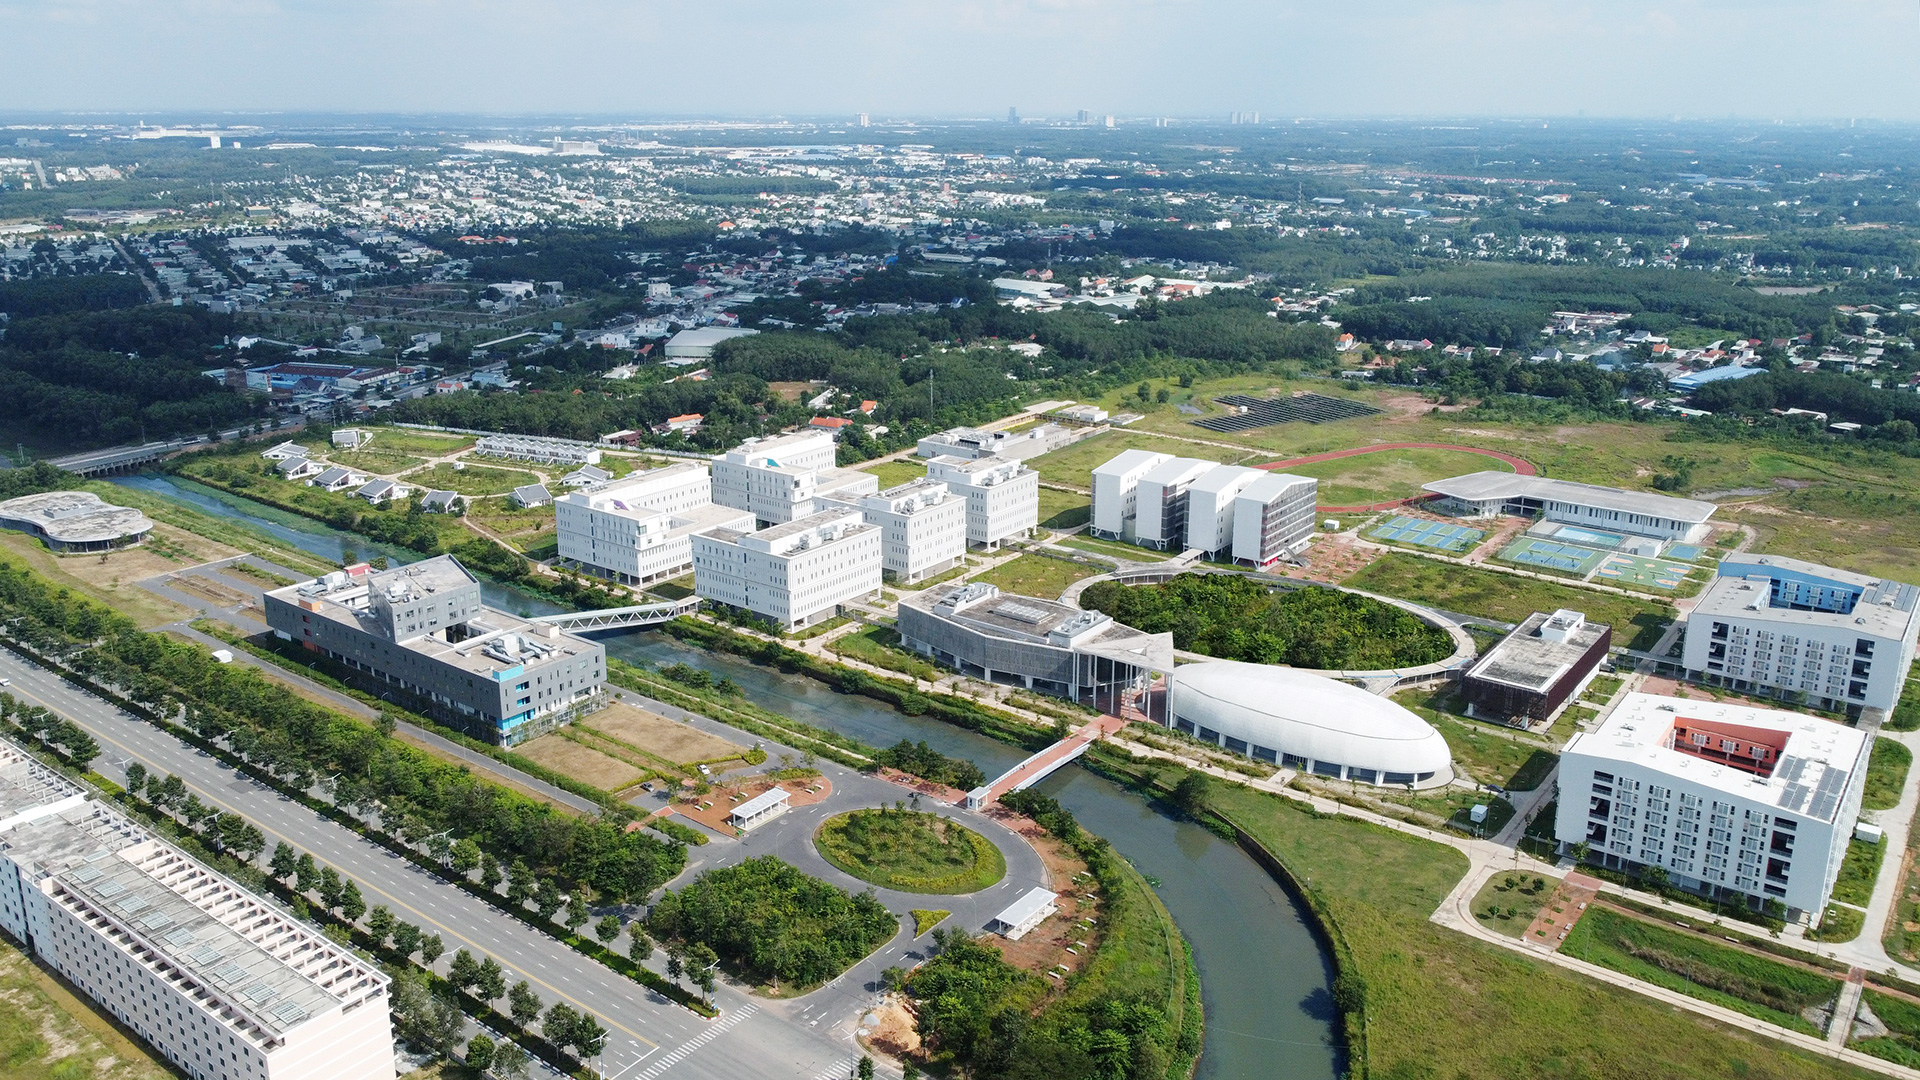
[814,807,1007,894]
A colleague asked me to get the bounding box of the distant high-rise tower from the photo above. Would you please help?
[1104,115,1115,128]
[857,113,870,127]
[1077,109,1092,124]
[1007,106,1019,123]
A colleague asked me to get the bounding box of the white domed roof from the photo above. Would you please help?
[1168,661,1452,782]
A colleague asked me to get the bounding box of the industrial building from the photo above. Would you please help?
[843,479,967,583]
[691,506,882,630]
[988,887,1058,941]
[473,433,603,468]
[923,455,1039,550]
[711,430,880,526]
[1555,692,1870,918]
[0,740,396,1080]
[1461,610,1613,724]
[662,326,757,362]
[554,464,755,586]
[897,583,1173,712]
[1088,450,1315,563]
[1165,661,1453,788]
[915,423,1073,462]
[0,491,153,552]
[263,557,606,745]
[1682,555,1920,715]
[1421,472,1717,543]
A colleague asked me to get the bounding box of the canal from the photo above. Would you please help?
[116,473,1343,1080]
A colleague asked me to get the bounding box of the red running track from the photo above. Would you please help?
[1256,442,1536,513]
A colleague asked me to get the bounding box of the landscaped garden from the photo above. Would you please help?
[1470,871,1554,937]
[1344,551,1674,650]
[1079,572,1452,669]
[814,807,1006,894]
[969,553,1102,599]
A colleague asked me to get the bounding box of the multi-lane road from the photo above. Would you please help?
[0,648,878,1080]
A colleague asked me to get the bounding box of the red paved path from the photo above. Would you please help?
[979,714,1129,804]
[1257,442,1536,513]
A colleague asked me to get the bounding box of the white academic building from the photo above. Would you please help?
[1421,471,1717,543]
[711,430,879,526]
[555,464,755,586]
[692,505,883,629]
[1682,555,1920,716]
[0,741,395,1080]
[924,455,1040,551]
[843,479,967,583]
[1556,693,1870,917]
[1089,450,1316,564]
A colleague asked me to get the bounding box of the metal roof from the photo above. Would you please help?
[1421,471,1717,524]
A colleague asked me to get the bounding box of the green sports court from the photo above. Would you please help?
[1497,536,1608,575]
[1594,553,1691,590]
[1368,515,1485,553]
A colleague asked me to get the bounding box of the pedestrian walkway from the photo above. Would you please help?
[968,714,1128,808]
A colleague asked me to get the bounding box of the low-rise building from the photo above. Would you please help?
[663,326,758,362]
[915,424,1073,462]
[1422,471,1717,543]
[0,740,396,1080]
[0,491,152,552]
[1555,692,1870,918]
[924,455,1039,550]
[692,506,882,630]
[1682,555,1920,715]
[263,556,606,744]
[1461,609,1612,724]
[474,433,602,468]
[846,479,966,583]
[555,465,754,586]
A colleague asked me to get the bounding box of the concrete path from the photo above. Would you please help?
[1831,968,1867,1046]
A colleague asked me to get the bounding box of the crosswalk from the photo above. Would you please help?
[811,1057,859,1080]
[632,1003,760,1080]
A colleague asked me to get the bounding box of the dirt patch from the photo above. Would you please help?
[672,775,831,835]
[1634,676,1785,712]
[515,734,645,791]
[873,766,970,805]
[581,703,748,765]
[979,807,1099,979]
[859,997,923,1059]
[1283,528,1383,584]
[769,381,815,402]
[168,574,251,607]
[1528,873,1599,950]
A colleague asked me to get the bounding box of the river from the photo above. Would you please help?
[115,473,1343,1080]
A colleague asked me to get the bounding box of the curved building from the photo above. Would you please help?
[0,490,153,552]
[1167,661,1453,788]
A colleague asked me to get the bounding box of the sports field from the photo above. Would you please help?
[1369,515,1485,553]
[1497,537,1608,575]
[1595,553,1690,590]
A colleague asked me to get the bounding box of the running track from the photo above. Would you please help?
[1257,442,1536,513]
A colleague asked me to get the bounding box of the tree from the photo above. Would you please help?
[491,1039,530,1079]
[181,793,209,831]
[365,905,395,949]
[902,1063,920,1080]
[508,980,542,1028]
[269,841,297,881]
[688,942,718,1005]
[506,859,535,907]
[448,949,481,994]
[1171,771,1212,818]
[665,944,685,987]
[465,1033,495,1073]
[420,933,444,966]
[318,867,344,913]
[565,894,591,935]
[391,921,422,960]
[451,837,482,876]
[627,928,653,965]
[1136,381,1151,402]
[572,1013,607,1061]
[858,1056,875,1080]
[338,879,365,923]
[294,852,319,894]
[480,852,504,892]
[1155,387,1170,404]
[535,880,563,922]
[543,1002,580,1051]
[594,914,622,946]
[123,761,147,796]
[476,957,506,1003]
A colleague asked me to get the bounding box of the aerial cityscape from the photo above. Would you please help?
[5,4,1920,1080]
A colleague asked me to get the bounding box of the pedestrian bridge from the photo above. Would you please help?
[964,714,1130,809]
[526,596,699,632]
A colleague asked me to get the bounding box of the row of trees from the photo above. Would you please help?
[871,738,988,791]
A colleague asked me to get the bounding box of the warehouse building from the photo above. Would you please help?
[1461,609,1613,724]
[923,455,1039,550]
[554,464,754,586]
[842,479,967,583]
[0,740,395,1080]
[263,557,606,745]
[897,582,1173,712]
[1682,555,1920,716]
[711,430,879,526]
[0,491,152,552]
[692,506,882,630]
[662,326,757,362]
[1555,692,1870,918]
[1421,471,1717,543]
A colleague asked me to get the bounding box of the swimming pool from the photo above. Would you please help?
[1553,525,1626,547]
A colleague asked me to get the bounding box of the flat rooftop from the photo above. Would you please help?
[1565,692,1866,819]
[1465,610,1611,694]
[0,490,153,544]
[1692,571,1918,640]
[905,583,1174,668]
[1423,471,1718,524]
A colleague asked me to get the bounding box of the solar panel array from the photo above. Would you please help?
[1192,393,1384,433]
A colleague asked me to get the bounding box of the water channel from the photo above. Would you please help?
[115,473,1343,1080]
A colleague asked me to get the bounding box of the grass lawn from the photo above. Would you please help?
[466,501,557,548]
[1421,711,1560,791]
[1285,446,1514,507]
[1855,990,1920,1068]
[402,462,541,496]
[912,909,951,936]
[859,459,927,489]
[814,809,1007,894]
[1470,870,1555,937]
[0,933,175,1080]
[1863,737,1913,812]
[1345,552,1674,650]
[1028,429,1258,489]
[1561,906,1840,1036]
[1807,904,1864,944]
[1058,535,1157,562]
[328,447,426,475]
[1198,777,1877,1080]
[828,625,942,682]
[1037,486,1092,530]
[1832,838,1884,908]
[971,554,1102,599]
[0,526,218,629]
[361,426,475,455]
[514,732,646,792]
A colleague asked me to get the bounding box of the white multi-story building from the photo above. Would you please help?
[1555,693,1869,918]
[924,455,1039,551]
[1184,464,1264,558]
[1230,472,1318,566]
[915,424,1073,462]
[1682,555,1920,716]
[692,506,882,629]
[711,431,879,526]
[0,741,395,1080]
[847,479,967,583]
[1132,457,1220,551]
[554,464,755,586]
[1090,449,1171,541]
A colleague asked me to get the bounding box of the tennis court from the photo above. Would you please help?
[1498,537,1608,575]
[1664,543,1703,562]
[1369,515,1485,553]
[1549,524,1627,548]
[1594,553,1690,590]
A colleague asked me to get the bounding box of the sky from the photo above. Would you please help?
[4,0,1920,122]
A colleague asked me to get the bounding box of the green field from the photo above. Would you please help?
[970,554,1102,599]
[1346,552,1674,650]
[1427,715,1560,790]
[0,935,175,1080]
[1470,871,1555,937]
[402,462,542,496]
[358,426,476,455]
[1028,428,1259,489]
[827,625,942,682]
[1831,838,1883,907]
[1058,535,1157,562]
[1284,446,1515,507]
[859,458,927,489]
[1037,486,1092,530]
[814,809,1006,894]
[1863,737,1913,812]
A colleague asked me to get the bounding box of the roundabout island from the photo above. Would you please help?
[814,806,1008,894]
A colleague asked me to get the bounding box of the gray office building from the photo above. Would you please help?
[263,556,606,745]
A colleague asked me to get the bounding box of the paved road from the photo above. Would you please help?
[0,649,870,1080]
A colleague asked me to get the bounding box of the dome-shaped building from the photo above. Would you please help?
[1167,661,1453,788]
